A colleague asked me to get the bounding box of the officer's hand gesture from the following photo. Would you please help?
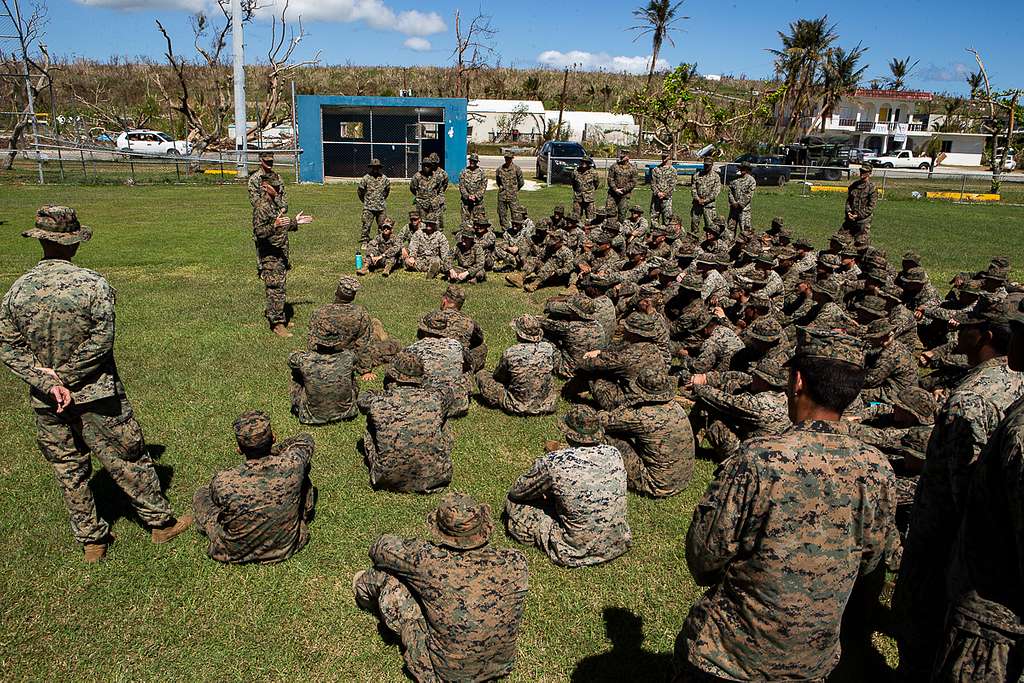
[295,211,314,225]
[50,385,73,414]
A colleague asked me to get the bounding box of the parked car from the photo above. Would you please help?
[643,161,704,183]
[536,141,588,183]
[842,147,878,164]
[720,155,792,186]
[116,130,191,156]
[994,147,1017,172]
[870,150,932,170]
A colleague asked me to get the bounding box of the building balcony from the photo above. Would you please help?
[854,121,925,133]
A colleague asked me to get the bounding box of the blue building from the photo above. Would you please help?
[295,95,468,183]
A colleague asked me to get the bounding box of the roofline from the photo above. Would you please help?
[851,88,933,101]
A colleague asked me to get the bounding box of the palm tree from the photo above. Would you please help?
[966,71,985,97]
[630,0,689,91]
[769,15,839,141]
[886,56,919,90]
[818,44,868,130]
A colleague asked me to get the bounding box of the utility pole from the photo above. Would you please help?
[231,0,247,178]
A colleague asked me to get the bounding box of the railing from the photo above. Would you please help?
[853,121,925,133]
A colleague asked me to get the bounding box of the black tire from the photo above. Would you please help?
[826,169,841,181]
[167,149,180,156]
[918,162,930,170]
[883,163,894,169]
[536,161,544,180]
[776,174,787,187]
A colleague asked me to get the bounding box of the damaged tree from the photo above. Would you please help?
[1,0,52,173]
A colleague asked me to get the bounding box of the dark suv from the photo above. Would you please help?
[536,141,588,183]
[720,154,793,186]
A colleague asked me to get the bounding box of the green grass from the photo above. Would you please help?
[0,180,1022,681]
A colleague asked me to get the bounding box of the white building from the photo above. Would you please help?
[544,110,637,144]
[807,89,988,166]
[467,99,547,145]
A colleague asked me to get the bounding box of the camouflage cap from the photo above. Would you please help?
[257,151,277,163]
[855,295,888,320]
[659,261,681,278]
[233,410,273,452]
[739,161,753,172]
[817,253,842,271]
[553,205,566,215]
[747,316,783,343]
[418,310,451,337]
[618,149,631,159]
[426,152,440,164]
[625,242,648,258]
[898,266,929,284]
[559,405,604,445]
[864,318,894,340]
[628,368,675,405]
[679,271,704,292]
[502,149,514,158]
[369,158,382,167]
[472,217,492,229]
[892,386,939,425]
[23,206,93,245]
[960,293,1011,328]
[811,278,841,302]
[385,350,425,385]
[443,284,466,307]
[622,311,661,339]
[902,251,922,266]
[467,153,479,162]
[681,308,714,334]
[629,204,643,214]
[752,357,788,388]
[335,275,361,302]
[381,217,395,229]
[409,209,422,218]
[792,327,866,367]
[510,314,544,342]
[860,163,874,173]
[427,491,493,550]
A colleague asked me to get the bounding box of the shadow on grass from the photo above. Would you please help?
[92,444,175,529]
[571,607,673,683]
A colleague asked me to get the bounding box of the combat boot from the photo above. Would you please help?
[504,272,524,288]
[427,261,440,279]
[382,261,395,277]
[271,323,293,338]
[83,541,108,563]
[151,515,193,544]
[356,266,369,276]
[523,276,540,293]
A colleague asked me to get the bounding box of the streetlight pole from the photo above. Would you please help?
[231,0,247,178]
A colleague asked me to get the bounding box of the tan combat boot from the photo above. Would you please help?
[271,323,293,338]
[152,515,193,544]
[504,272,524,288]
[83,541,108,563]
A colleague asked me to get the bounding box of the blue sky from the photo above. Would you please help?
[37,0,1024,94]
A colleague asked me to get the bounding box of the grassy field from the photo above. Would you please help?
[0,179,1022,682]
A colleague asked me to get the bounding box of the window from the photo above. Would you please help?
[420,123,440,140]
[940,140,953,153]
[466,126,473,137]
[338,122,364,139]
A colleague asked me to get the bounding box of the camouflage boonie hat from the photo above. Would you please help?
[590,229,613,245]
[23,206,93,245]
[752,358,788,388]
[629,368,675,405]
[385,351,425,385]
[864,318,894,340]
[649,225,670,238]
[898,267,929,284]
[566,295,597,320]
[674,240,697,258]
[735,270,767,289]
[679,271,704,292]
[768,216,785,232]
[418,310,450,337]
[854,295,888,320]
[811,278,841,302]
[472,217,491,229]
[629,205,643,214]
[625,242,648,258]
[233,410,273,452]
[603,219,621,234]
[622,312,661,339]
[774,246,798,261]
[510,314,544,343]
[335,275,361,302]
[747,316,782,343]
[659,262,681,278]
[563,213,580,225]
[839,247,859,260]
[426,152,440,164]
[427,492,493,550]
[902,251,922,266]
[792,327,866,368]
[409,209,422,218]
[553,205,566,216]
[817,253,842,271]
[754,253,778,268]
[747,293,771,310]
[981,267,1008,283]
[830,232,854,248]
[1009,298,1024,327]
[681,308,714,334]
[381,217,394,229]
[892,387,939,425]
[369,158,382,167]
[467,153,479,162]
[879,284,904,303]
[443,284,466,307]
[546,229,567,245]
[960,293,1011,328]
[309,307,350,350]
[456,229,476,243]
[423,218,439,228]
[704,221,723,237]
[793,237,814,250]
[559,405,604,445]
[990,256,1010,270]
[860,163,874,173]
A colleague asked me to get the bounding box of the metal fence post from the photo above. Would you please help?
[958,174,967,203]
[79,148,87,179]
[547,155,552,187]
[880,169,887,201]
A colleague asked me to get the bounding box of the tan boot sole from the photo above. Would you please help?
[152,515,193,544]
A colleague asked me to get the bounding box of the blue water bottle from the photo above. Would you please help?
[355,250,363,270]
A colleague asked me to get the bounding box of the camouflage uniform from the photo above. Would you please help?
[495,162,525,229]
[193,416,316,564]
[572,164,601,221]
[893,355,1024,679]
[650,162,678,225]
[409,334,472,418]
[600,371,695,497]
[693,374,791,461]
[354,493,529,683]
[288,349,358,425]
[458,164,487,221]
[357,171,390,246]
[248,165,297,326]
[364,230,402,274]
[690,169,722,234]
[727,174,756,234]
[540,297,608,378]
[452,235,487,283]
[357,354,455,493]
[606,159,638,222]
[505,409,631,567]
[684,324,745,375]
[623,214,650,245]
[407,228,452,275]
[494,219,533,271]
[0,248,177,546]
[410,167,448,230]
[476,317,558,416]
[860,338,918,407]
[522,241,575,291]
[843,176,877,238]
[577,339,666,410]
[428,304,488,374]
[938,388,1024,682]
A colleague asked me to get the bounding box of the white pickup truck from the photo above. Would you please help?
[870,150,932,170]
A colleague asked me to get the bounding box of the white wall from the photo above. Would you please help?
[939,136,985,166]
[467,111,546,144]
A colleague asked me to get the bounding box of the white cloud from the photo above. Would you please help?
[74,0,206,10]
[260,0,445,36]
[919,62,971,83]
[537,50,670,75]
[403,37,432,52]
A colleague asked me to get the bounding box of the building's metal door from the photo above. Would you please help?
[405,124,421,178]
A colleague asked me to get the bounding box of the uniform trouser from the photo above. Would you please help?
[606,192,631,222]
[933,591,1024,683]
[727,205,751,233]
[415,200,445,231]
[497,197,517,229]
[35,394,173,545]
[704,420,741,462]
[466,345,487,374]
[493,244,524,271]
[366,320,402,368]
[651,195,673,225]
[354,569,439,683]
[690,202,717,233]
[360,208,386,245]
[367,251,401,274]
[461,198,483,222]
[591,378,626,411]
[405,257,446,277]
[504,499,559,562]
[574,199,596,222]
[842,217,871,241]
[259,261,287,325]
[672,635,823,683]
